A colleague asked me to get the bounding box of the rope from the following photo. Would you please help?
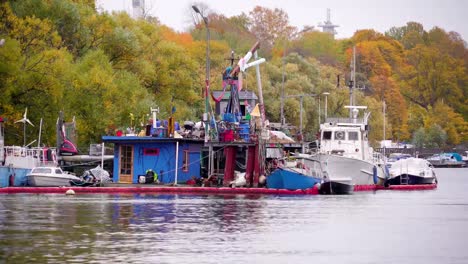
[211,82,229,103]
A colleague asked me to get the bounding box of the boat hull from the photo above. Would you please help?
[428,160,464,168]
[386,175,436,185]
[319,180,354,195]
[267,168,320,190]
[0,167,31,187]
[313,154,386,186]
[27,175,80,187]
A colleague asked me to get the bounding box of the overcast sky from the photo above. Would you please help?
[97,0,468,41]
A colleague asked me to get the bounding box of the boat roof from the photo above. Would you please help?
[212,90,258,100]
[102,136,205,144]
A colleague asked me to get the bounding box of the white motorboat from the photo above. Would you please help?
[426,153,465,168]
[386,158,437,185]
[26,166,81,187]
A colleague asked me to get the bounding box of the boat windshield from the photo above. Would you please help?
[32,168,52,174]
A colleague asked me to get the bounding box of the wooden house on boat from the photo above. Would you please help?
[102,136,204,184]
[212,90,258,117]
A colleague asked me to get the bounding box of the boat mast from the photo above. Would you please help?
[349,46,356,118]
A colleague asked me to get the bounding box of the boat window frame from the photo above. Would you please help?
[182,150,189,172]
[348,131,359,141]
[322,131,332,140]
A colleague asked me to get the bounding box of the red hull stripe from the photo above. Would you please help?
[0,184,436,195]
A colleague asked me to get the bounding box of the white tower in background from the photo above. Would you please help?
[132,0,145,19]
[318,9,339,38]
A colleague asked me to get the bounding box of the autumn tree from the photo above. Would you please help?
[289,31,342,65]
[400,45,465,112]
[386,22,427,49]
[248,6,296,52]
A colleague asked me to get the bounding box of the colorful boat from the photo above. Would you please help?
[266,167,320,190]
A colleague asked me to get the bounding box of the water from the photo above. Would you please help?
[0,168,467,264]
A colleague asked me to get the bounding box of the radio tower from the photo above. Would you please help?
[318,9,339,38]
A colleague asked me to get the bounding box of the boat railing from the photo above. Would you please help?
[4,146,57,163]
[325,117,365,124]
[372,152,385,164]
[297,157,325,179]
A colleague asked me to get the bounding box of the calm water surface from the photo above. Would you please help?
[0,168,467,264]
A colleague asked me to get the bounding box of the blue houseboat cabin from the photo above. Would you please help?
[102,136,203,184]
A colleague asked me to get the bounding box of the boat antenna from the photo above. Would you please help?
[37,118,43,147]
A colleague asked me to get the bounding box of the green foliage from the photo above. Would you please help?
[425,124,448,148]
[290,31,343,65]
[412,127,426,148]
[411,124,448,148]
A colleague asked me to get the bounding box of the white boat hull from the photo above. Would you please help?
[27,174,80,187]
[313,153,386,185]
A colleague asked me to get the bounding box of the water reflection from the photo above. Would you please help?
[0,168,467,263]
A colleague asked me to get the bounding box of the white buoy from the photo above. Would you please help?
[65,189,75,195]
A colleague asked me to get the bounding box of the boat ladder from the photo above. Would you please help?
[400,162,409,185]
[400,174,409,185]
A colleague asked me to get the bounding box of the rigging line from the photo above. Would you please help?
[158,143,232,176]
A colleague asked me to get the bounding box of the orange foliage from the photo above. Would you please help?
[160,26,194,49]
[370,75,409,140]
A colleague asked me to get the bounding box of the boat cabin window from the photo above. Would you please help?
[334,131,345,140]
[55,169,62,174]
[348,131,359,141]
[322,131,332,140]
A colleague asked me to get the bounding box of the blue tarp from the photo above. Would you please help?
[444,153,463,162]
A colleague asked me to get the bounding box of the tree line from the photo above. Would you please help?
[0,1,466,150]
